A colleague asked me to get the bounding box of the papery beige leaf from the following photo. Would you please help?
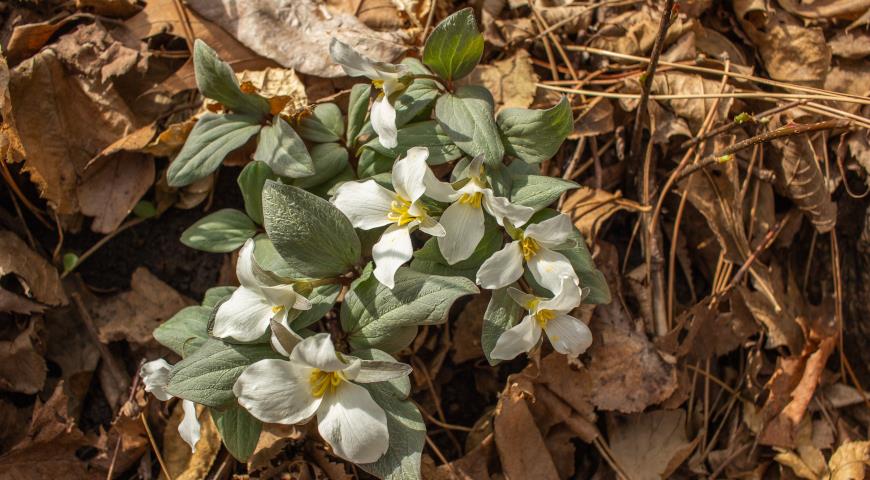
[739,9,830,85]
[186,0,406,78]
[829,441,870,480]
[236,68,308,116]
[493,383,561,480]
[162,404,221,480]
[608,409,697,480]
[0,230,67,307]
[78,153,155,233]
[589,5,694,57]
[458,50,538,110]
[778,0,870,20]
[829,30,870,59]
[561,186,648,242]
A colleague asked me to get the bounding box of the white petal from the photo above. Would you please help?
[539,276,585,313]
[392,147,429,202]
[528,247,579,294]
[507,287,537,310]
[328,38,405,80]
[354,360,413,383]
[544,314,593,357]
[290,333,348,372]
[372,224,414,289]
[525,213,574,248]
[270,317,302,357]
[332,180,395,230]
[317,382,389,464]
[417,215,446,237]
[140,359,173,401]
[482,189,534,227]
[466,155,485,182]
[235,238,260,289]
[423,169,458,203]
[490,316,541,361]
[179,400,202,452]
[437,201,485,264]
[372,96,398,149]
[212,287,273,342]
[260,284,311,311]
[233,359,321,424]
[476,241,524,290]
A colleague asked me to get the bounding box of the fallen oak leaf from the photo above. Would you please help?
[0,230,67,307]
[493,383,561,480]
[607,409,698,480]
[561,186,648,243]
[457,50,538,110]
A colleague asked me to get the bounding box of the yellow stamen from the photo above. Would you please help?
[372,79,384,89]
[271,305,285,314]
[309,369,343,398]
[387,196,427,226]
[458,192,483,208]
[520,236,541,261]
[534,309,556,329]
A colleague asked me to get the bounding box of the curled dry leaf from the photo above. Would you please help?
[829,30,870,59]
[561,186,648,243]
[0,319,46,395]
[589,5,694,57]
[162,404,222,480]
[237,68,309,116]
[91,267,193,345]
[78,152,156,233]
[0,230,67,308]
[186,0,406,78]
[493,383,561,480]
[607,409,697,480]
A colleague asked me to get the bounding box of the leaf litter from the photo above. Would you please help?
[0,0,869,479]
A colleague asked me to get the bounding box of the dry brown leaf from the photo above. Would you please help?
[621,72,734,132]
[739,9,831,85]
[769,125,837,234]
[451,292,489,364]
[0,400,31,455]
[589,5,694,57]
[0,289,45,315]
[357,0,405,30]
[76,0,141,18]
[608,409,697,480]
[493,383,561,480]
[237,68,309,116]
[186,0,407,78]
[458,50,538,110]
[0,319,46,395]
[562,186,647,242]
[91,411,148,475]
[51,23,144,83]
[162,404,221,480]
[0,230,67,307]
[429,435,493,480]
[91,267,193,345]
[778,0,870,20]
[78,153,155,233]
[656,294,759,360]
[0,382,93,480]
[572,99,615,138]
[4,14,86,67]
[43,309,100,415]
[829,30,870,59]
[829,441,870,480]
[247,423,304,474]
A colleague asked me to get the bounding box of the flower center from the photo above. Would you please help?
[458,192,483,208]
[520,236,541,261]
[271,305,285,314]
[534,308,556,328]
[387,196,427,226]
[309,369,343,398]
[372,79,384,89]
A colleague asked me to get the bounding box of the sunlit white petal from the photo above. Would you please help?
[260,284,311,312]
[328,38,405,81]
[482,189,534,227]
[476,241,524,290]
[507,287,537,309]
[353,360,413,383]
[212,286,273,342]
[538,276,584,313]
[438,201,485,264]
[317,382,389,464]
[525,213,574,247]
[233,359,321,424]
[290,333,348,372]
[140,359,173,401]
[332,180,395,229]
[371,96,398,149]
[372,223,414,289]
[235,239,259,289]
[418,216,446,237]
[544,314,593,357]
[423,168,458,203]
[490,316,541,361]
[392,147,429,202]
[527,248,578,294]
[179,400,202,452]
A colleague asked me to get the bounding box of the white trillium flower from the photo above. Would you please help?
[233,333,412,464]
[332,147,447,288]
[213,239,311,343]
[140,359,201,452]
[491,277,593,360]
[433,156,535,264]
[476,213,579,292]
[329,38,409,149]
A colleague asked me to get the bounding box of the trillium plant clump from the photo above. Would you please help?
[146,9,610,479]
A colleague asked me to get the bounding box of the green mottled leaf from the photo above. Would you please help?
[167,113,261,187]
[298,103,343,143]
[423,8,483,82]
[153,306,211,358]
[510,174,578,211]
[180,208,257,253]
[238,161,277,225]
[498,97,573,163]
[211,406,262,461]
[254,116,315,178]
[193,40,270,116]
[435,85,503,166]
[292,143,349,189]
[481,288,524,365]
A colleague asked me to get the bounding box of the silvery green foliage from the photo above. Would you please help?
[151,8,610,479]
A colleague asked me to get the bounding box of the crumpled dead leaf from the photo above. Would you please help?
[451,293,489,364]
[0,230,67,308]
[247,423,304,475]
[162,403,221,480]
[608,409,697,480]
[90,267,193,345]
[493,383,561,480]
[0,319,46,395]
[829,30,870,59]
[237,68,309,116]
[562,186,648,243]
[186,0,407,78]
[458,50,538,110]
[589,5,694,57]
[78,152,155,233]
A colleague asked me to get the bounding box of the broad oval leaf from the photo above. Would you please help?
[211,406,262,462]
[167,113,261,187]
[341,266,478,352]
[253,116,315,178]
[292,142,350,189]
[347,83,372,148]
[510,174,579,211]
[290,283,341,330]
[238,161,277,225]
[153,306,211,358]
[262,181,361,279]
[297,103,343,143]
[193,40,270,116]
[435,85,504,166]
[166,339,281,408]
[363,120,462,165]
[423,8,484,81]
[180,208,257,253]
[482,288,524,365]
[497,96,573,164]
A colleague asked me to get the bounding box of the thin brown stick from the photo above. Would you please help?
[141,409,173,480]
[678,100,805,152]
[424,435,459,479]
[628,0,675,164]
[61,217,146,278]
[672,120,849,183]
